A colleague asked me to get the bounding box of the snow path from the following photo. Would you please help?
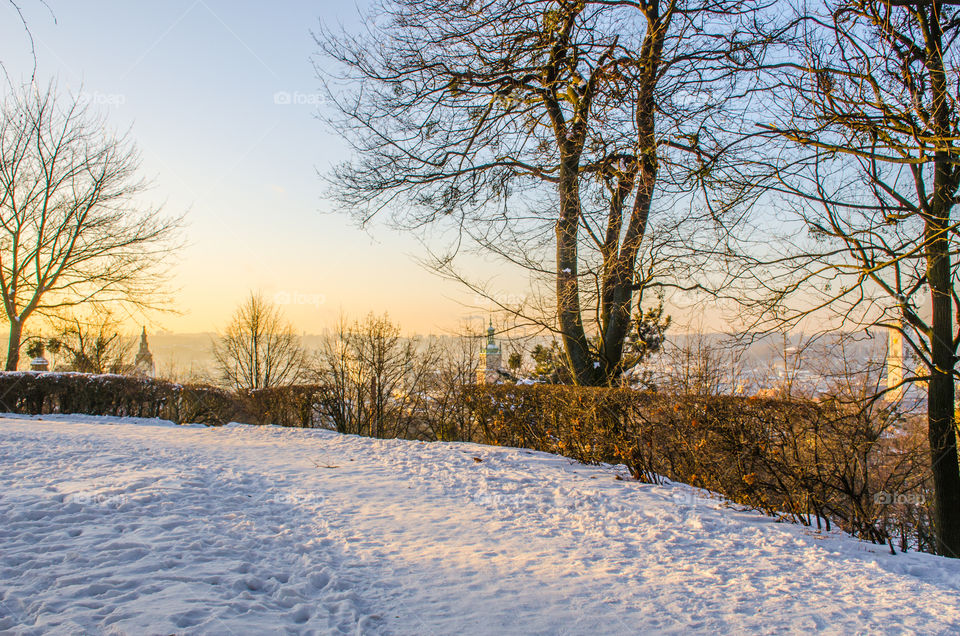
[1,416,959,635]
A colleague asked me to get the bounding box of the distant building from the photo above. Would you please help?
[886,321,929,403]
[477,319,502,384]
[886,322,904,402]
[134,327,155,378]
[29,356,49,372]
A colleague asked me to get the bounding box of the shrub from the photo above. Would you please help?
[0,371,243,426]
[242,385,328,428]
[459,384,932,551]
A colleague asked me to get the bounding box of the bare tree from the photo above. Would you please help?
[659,330,746,396]
[422,329,482,441]
[751,331,825,400]
[46,310,133,374]
[0,1,56,83]
[316,0,780,385]
[0,81,180,370]
[314,312,439,439]
[753,0,960,556]
[212,292,307,391]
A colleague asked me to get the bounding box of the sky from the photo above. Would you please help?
[0,0,498,336]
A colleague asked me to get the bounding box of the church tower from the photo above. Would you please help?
[477,319,502,384]
[134,327,155,378]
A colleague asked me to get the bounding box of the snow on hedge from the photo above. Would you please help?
[1,415,958,634]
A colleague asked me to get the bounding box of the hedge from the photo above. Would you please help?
[0,372,243,425]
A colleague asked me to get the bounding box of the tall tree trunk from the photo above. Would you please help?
[924,5,960,558]
[556,159,598,385]
[599,175,652,380]
[599,125,656,380]
[596,0,667,384]
[925,220,960,557]
[5,318,22,371]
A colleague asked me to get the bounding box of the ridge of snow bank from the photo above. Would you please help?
[0,412,201,428]
[1,415,958,635]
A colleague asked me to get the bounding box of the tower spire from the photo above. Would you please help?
[478,316,501,384]
[134,326,155,378]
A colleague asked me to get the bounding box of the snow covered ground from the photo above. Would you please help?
[1,415,959,635]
